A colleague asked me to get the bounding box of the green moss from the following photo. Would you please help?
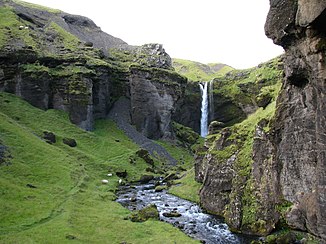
[172,122,200,148]
[0,6,38,50]
[13,0,61,13]
[265,230,322,244]
[212,57,283,110]
[154,185,168,192]
[22,62,50,73]
[129,204,159,222]
[0,92,198,243]
[46,22,81,51]
[168,168,201,203]
[155,140,195,170]
[172,58,234,82]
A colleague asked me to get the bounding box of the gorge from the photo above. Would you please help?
[0,0,325,243]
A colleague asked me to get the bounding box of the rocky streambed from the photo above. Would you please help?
[116,181,258,244]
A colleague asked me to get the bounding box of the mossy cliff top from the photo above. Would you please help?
[0,0,187,132]
[172,58,234,82]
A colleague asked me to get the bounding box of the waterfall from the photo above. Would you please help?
[199,82,209,137]
[199,80,214,137]
[209,79,214,122]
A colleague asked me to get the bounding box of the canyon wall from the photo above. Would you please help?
[196,0,326,240]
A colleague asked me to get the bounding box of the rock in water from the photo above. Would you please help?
[129,204,159,222]
[162,211,182,218]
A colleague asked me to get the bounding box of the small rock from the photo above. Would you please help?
[84,41,93,47]
[154,185,168,192]
[26,183,37,188]
[116,170,127,178]
[139,174,154,183]
[162,211,182,218]
[66,234,76,240]
[129,204,159,222]
[130,197,137,202]
[136,148,154,165]
[63,138,77,147]
[43,131,56,144]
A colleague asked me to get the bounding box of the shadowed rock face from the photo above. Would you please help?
[129,66,186,140]
[195,0,326,240]
[264,0,326,239]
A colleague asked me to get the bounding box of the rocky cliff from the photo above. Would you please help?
[196,0,326,241]
[264,0,326,239]
[0,0,184,139]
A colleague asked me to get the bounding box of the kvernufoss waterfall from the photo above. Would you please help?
[199,80,214,137]
[0,0,325,243]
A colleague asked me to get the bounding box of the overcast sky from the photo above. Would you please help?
[23,0,284,69]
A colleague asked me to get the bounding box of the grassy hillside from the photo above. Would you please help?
[0,92,198,244]
[172,58,233,81]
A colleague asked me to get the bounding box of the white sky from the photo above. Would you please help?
[23,0,284,69]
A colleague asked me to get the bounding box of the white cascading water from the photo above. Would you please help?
[209,80,214,122]
[199,82,209,137]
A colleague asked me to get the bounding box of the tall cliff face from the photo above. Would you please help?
[0,0,184,138]
[129,66,186,140]
[195,0,326,240]
[265,0,326,239]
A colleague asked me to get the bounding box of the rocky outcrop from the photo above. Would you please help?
[0,1,185,138]
[173,81,202,133]
[264,0,326,240]
[129,66,186,139]
[196,0,326,240]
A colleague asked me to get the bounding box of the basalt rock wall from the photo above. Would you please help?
[264,0,326,239]
[0,1,185,138]
[129,66,186,140]
[196,0,326,240]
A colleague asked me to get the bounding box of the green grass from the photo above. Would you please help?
[213,57,283,104]
[169,168,201,203]
[13,0,61,13]
[172,58,234,81]
[0,6,38,49]
[46,22,81,51]
[0,92,198,243]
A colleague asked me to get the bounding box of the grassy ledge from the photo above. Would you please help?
[0,92,198,244]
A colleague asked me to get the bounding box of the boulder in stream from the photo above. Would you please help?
[129,204,159,222]
[163,210,182,218]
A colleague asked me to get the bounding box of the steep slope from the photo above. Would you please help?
[195,0,326,241]
[173,57,283,133]
[172,58,233,82]
[0,0,185,141]
[263,0,326,240]
[0,92,197,243]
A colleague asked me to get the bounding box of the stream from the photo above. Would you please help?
[116,181,258,244]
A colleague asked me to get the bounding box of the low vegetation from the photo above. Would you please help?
[0,92,198,243]
[172,58,234,81]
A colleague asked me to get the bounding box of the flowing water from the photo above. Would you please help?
[209,80,214,122]
[199,82,209,137]
[116,182,257,244]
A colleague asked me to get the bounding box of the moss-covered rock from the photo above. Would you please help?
[129,204,159,222]
[172,122,200,148]
[154,185,168,192]
[172,58,233,82]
